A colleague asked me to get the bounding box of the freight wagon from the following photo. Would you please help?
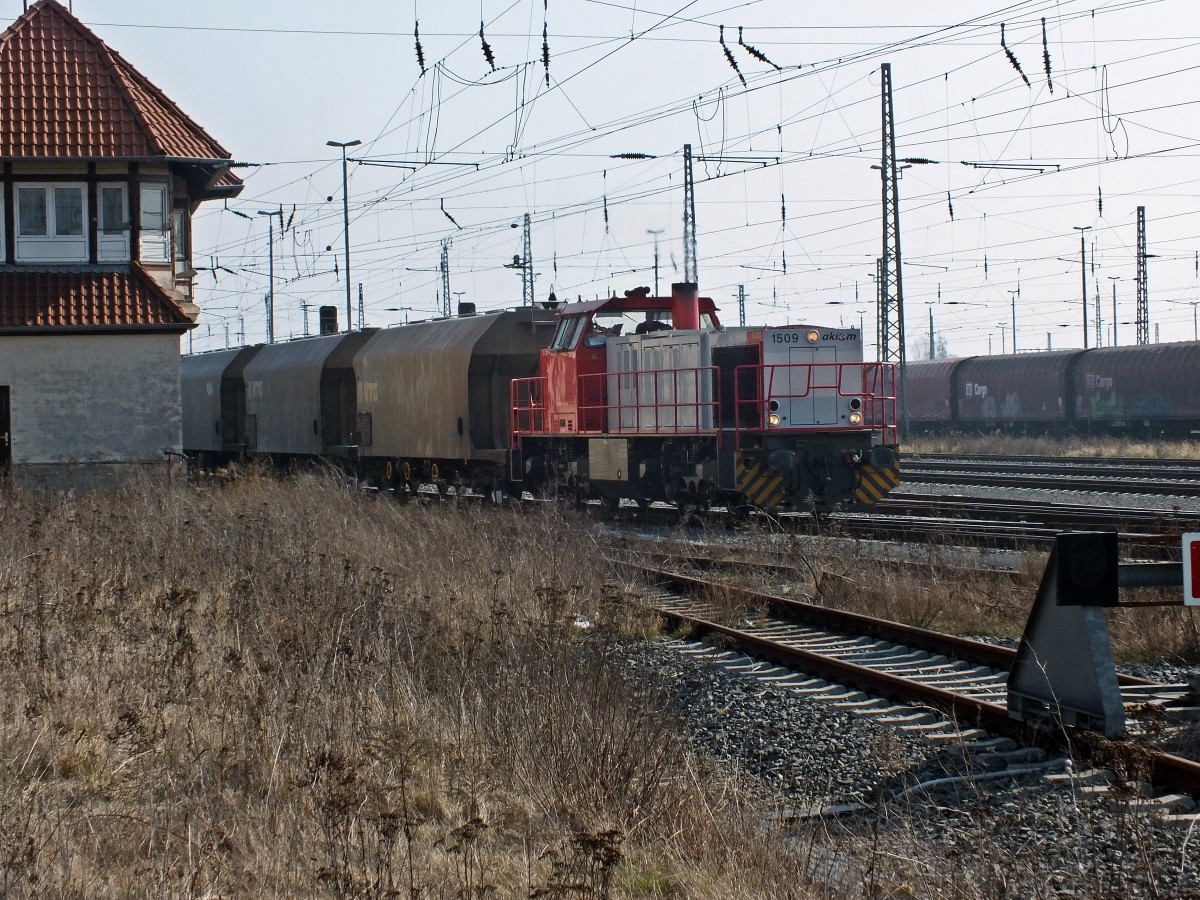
[184,284,902,512]
[905,341,1200,435]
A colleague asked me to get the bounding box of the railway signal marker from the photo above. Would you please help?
[1184,533,1200,606]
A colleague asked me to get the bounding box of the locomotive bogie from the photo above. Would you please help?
[518,429,895,512]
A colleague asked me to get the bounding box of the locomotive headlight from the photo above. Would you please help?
[849,411,863,425]
[848,397,863,411]
[768,400,780,412]
[806,330,820,344]
[769,413,781,426]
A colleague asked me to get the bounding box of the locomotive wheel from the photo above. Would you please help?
[728,502,754,524]
[676,495,706,527]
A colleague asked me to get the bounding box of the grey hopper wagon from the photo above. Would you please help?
[181,346,261,461]
[241,330,376,458]
[354,307,556,489]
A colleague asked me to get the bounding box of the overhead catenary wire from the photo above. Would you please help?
[176,0,1200,348]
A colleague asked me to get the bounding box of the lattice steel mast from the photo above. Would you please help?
[1136,206,1149,344]
[878,64,905,366]
[440,238,451,317]
[521,212,534,307]
[683,143,698,284]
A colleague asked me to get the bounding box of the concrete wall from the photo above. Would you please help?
[0,333,183,467]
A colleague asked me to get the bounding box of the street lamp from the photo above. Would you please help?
[1008,287,1020,353]
[1073,226,1092,349]
[926,302,935,359]
[647,228,664,295]
[1107,276,1120,346]
[327,138,362,332]
[256,209,277,343]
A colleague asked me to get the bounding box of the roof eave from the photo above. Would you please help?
[0,154,239,165]
[194,183,244,201]
[0,322,194,335]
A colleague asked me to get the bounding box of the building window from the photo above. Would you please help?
[54,188,83,236]
[14,184,88,262]
[100,187,126,233]
[17,187,46,235]
[139,183,170,263]
[98,185,130,263]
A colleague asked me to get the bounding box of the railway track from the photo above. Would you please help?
[617,563,1200,798]
[906,454,1200,498]
[832,496,1200,552]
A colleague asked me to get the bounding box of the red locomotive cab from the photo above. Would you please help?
[541,312,609,433]
[513,286,723,440]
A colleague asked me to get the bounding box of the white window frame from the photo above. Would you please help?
[139,183,171,264]
[171,206,189,269]
[98,184,130,263]
[14,183,88,263]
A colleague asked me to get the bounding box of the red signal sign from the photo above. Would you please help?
[1185,533,1200,606]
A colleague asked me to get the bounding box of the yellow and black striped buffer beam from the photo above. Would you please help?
[854,459,901,505]
[735,456,787,508]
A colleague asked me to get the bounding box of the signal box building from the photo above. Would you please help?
[0,0,240,485]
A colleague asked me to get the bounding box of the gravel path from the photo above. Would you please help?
[622,637,1200,897]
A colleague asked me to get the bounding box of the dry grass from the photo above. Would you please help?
[0,472,819,899]
[905,433,1200,460]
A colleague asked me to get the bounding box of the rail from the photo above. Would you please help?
[620,562,1200,796]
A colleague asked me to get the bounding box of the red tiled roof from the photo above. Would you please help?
[0,264,192,329]
[0,0,233,161]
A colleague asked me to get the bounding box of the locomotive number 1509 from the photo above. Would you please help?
[771,330,808,344]
[769,328,858,345]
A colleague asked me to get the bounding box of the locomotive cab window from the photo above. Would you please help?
[551,316,588,351]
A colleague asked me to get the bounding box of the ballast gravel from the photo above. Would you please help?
[620,637,1200,897]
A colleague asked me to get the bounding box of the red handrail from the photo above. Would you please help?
[512,361,898,448]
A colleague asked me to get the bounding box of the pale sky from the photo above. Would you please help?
[19,0,1200,357]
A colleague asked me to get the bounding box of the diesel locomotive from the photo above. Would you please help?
[182,283,901,513]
